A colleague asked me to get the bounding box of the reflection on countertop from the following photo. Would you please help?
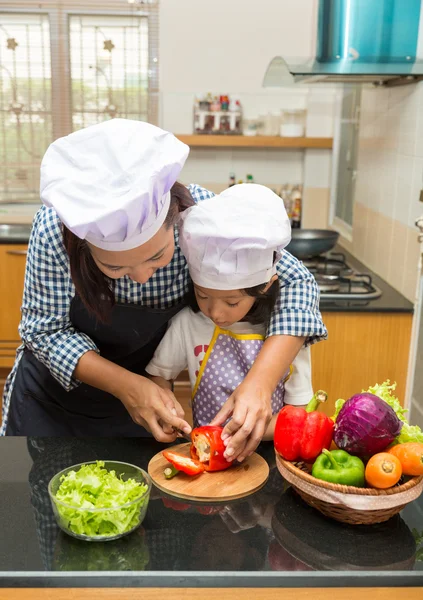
[0,437,422,588]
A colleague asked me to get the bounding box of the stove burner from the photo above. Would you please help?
[303,256,353,278]
[306,253,382,300]
[314,274,341,292]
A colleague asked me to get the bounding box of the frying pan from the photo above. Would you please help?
[286,229,339,259]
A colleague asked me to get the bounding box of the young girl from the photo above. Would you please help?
[146,184,315,441]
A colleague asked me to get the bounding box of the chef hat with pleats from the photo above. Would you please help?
[40,119,189,251]
[179,184,291,290]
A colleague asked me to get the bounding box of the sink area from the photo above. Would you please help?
[0,223,32,243]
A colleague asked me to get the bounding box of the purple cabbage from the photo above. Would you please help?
[334,392,403,457]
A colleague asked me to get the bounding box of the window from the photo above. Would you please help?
[0,1,159,203]
[0,13,52,202]
[70,14,151,129]
[330,85,362,238]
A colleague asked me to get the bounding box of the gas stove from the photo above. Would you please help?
[303,252,382,301]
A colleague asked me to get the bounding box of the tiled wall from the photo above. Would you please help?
[343,83,423,302]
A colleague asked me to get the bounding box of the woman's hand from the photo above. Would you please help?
[210,379,272,462]
[74,351,191,442]
[118,374,191,442]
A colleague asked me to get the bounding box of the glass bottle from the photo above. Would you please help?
[291,185,302,228]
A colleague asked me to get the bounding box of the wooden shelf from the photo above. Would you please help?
[176,135,333,149]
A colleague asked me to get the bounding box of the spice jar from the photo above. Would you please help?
[280,110,306,137]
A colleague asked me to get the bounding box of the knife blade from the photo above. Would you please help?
[173,428,192,442]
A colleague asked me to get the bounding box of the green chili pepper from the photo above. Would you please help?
[163,464,179,480]
[312,449,365,487]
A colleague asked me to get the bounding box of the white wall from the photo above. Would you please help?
[159,0,316,95]
[158,0,334,198]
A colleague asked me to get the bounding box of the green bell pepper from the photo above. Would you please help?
[312,449,365,487]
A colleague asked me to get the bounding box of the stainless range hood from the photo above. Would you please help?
[263,0,423,87]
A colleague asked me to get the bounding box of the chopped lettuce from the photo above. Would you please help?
[333,380,423,445]
[54,529,150,570]
[54,461,148,538]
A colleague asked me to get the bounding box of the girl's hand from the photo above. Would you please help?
[209,379,273,462]
[118,374,191,442]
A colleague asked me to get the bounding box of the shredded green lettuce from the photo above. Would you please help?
[54,461,148,538]
[333,398,346,420]
[333,380,423,445]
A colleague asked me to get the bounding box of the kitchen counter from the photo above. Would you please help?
[0,204,40,226]
[319,245,414,314]
[0,221,413,314]
[0,437,422,593]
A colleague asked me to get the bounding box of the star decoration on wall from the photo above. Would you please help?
[10,102,24,115]
[103,40,115,52]
[7,38,18,51]
[105,104,118,117]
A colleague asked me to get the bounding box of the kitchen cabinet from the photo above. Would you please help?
[1,589,422,599]
[0,244,27,368]
[312,312,413,417]
[0,242,413,428]
[174,311,413,423]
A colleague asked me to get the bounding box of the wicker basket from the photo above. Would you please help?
[276,452,423,525]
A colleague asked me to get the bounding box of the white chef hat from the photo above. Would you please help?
[179,184,291,290]
[40,119,189,251]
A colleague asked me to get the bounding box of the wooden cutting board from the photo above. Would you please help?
[148,443,269,503]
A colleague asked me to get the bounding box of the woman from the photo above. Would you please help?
[1,119,327,460]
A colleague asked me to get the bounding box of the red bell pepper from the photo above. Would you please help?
[190,425,232,472]
[162,450,205,476]
[274,390,334,462]
[162,498,191,511]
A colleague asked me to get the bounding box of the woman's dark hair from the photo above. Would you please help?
[186,274,280,327]
[62,181,194,322]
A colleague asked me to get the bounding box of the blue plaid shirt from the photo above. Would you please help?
[1,184,327,435]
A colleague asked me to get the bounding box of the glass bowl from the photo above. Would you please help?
[48,460,152,542]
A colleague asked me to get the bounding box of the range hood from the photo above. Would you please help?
[263,0,423,87]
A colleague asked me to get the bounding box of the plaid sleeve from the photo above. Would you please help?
[267,250,328,346]
[19,208,98,391]
[188,183,215,203]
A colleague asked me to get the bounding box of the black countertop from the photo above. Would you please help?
[0,437,422,589]
[318,246,414,314]
[0,223,32,244]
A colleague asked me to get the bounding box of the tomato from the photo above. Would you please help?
[388,443,423,476]
[365,452,402,489]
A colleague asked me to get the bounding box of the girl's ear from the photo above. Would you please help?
[262,274,278,293]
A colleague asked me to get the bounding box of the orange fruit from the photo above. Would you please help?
[365,452,402,489]
[388,443,423,476]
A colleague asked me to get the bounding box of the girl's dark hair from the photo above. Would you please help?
[63,181,194,322]
[186,276,280,327]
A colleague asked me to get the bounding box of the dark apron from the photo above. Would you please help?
[5,295,184,436]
